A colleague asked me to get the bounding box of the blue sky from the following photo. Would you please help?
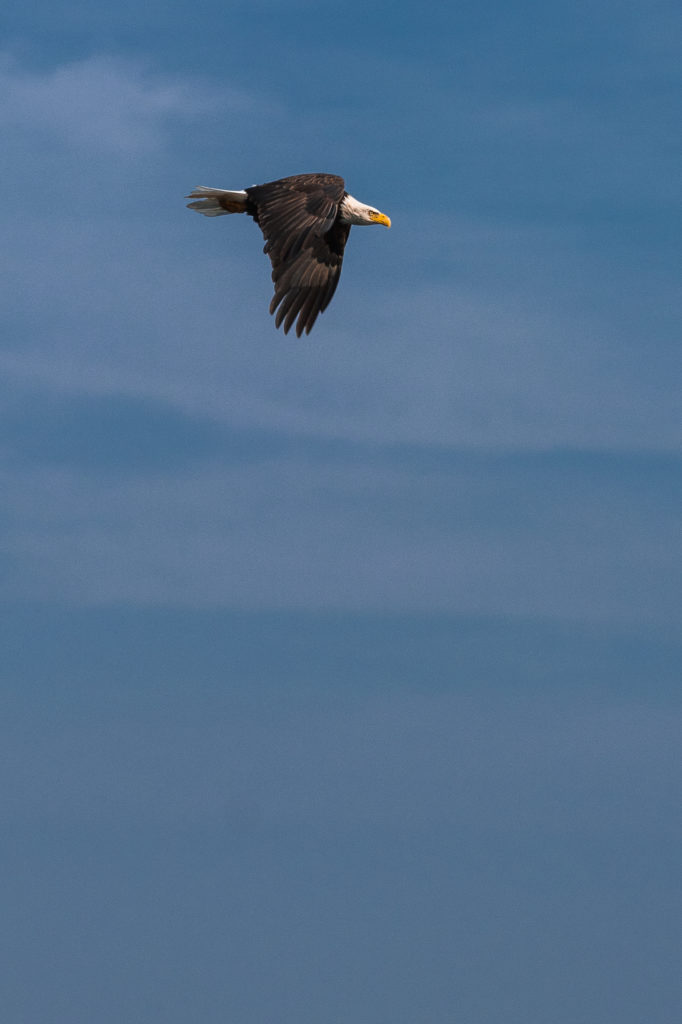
[2,1,681,1022]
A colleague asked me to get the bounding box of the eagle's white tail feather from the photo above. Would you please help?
[186,186,248,217]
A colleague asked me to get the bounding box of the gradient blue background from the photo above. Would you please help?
[2,2,681,1021]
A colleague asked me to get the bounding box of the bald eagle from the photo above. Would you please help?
[186,173,391,337]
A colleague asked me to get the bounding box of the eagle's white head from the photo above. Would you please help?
[339,193,391,228]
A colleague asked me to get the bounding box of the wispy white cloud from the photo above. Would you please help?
[0,52,253,155]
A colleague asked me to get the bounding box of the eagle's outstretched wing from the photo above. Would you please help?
[246,174,350,337]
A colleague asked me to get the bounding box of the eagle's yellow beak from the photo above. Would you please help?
[369,210,391,228]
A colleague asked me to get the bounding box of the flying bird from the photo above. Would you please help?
[186,173,391,337]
